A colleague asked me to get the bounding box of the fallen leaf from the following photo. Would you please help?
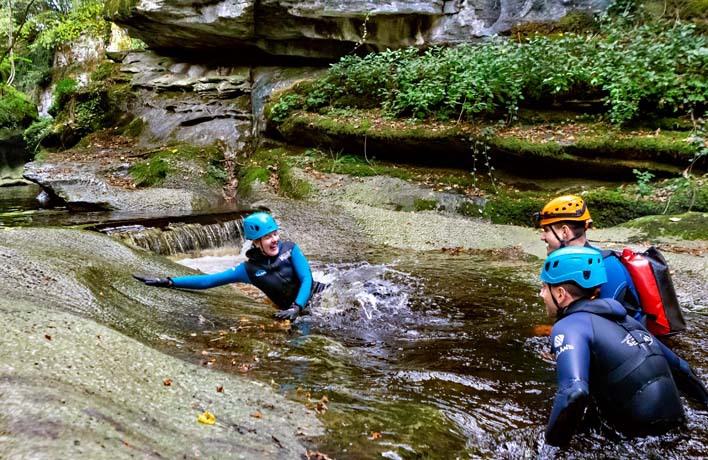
[250,410,262,419]
[669,217,682,222]
[163,378,172,386]
[44,334,52,341]
[532,325,553,336]
[306,450,333,460]
[369,431,382,440]
[216,385,224,393]
[197,411,216,425]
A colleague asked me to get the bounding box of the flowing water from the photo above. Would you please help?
[1,183,706,458]
[175,246,708,459]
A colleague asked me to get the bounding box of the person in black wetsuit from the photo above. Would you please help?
[134,212,327,321]
[539,246,708,447]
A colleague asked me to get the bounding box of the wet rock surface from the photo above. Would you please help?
[0,227,322,458]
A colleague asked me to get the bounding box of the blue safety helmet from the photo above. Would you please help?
[243,212,279,240]
[540,246,607,289]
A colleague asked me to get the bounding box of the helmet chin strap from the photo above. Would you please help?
[549,226,583,249]
[550,288,563,311]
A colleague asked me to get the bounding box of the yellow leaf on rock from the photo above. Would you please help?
[197,411,216,425]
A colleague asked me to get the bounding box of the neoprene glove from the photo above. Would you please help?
[274,303,301,321]
[133,274,173,288]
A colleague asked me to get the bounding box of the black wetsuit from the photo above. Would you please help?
[546,297,707,446]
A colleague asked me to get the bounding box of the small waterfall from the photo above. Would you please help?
[103,219,243,255]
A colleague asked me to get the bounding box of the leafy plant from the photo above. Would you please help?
[633,169,655,196]
[0,84,37,129]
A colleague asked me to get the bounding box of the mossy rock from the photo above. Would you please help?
[622,212,708,240]
[237,147,311,199]
[130,143,226,188]
[0,85,38,130]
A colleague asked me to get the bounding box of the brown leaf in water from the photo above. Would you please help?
[306,450,334,460]
[163,378,172,386]
[216,385,224,393]
[533,325,553,336]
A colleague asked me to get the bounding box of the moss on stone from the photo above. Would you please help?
[510,11,599,38]
[483,193,547,226]
[414,198,438,211]
[121,117,145,138]
[238,148,310,199]
[130,143,226,188]
[104,0,139,19]
[0,85,38,130]
[622,212,708,240]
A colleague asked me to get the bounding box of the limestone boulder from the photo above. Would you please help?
[108,0,610,60]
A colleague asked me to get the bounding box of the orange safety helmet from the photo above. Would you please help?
[532,195,592,228]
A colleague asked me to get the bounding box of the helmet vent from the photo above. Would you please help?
[552,260,559,268]
[583,270,591,280]
[545,262,550,271]
[588,258,593,264]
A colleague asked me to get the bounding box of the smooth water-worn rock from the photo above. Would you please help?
[109,0,610,59]
[0,227,322,458]
[23,160,219,214]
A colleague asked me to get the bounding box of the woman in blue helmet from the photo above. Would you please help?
[539,247,707,447]
[134,212,326,321]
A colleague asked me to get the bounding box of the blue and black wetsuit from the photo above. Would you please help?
[170,241,324,310]
[546,297,708,446]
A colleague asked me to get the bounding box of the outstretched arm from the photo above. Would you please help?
[546,320,592,447]
[656,339,708,407]
[170,263,250,290]
[291,244,313,308]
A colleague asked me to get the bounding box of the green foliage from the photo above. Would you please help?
[0,84,37,129]
[49,78,78,115]
[22,116,53,154]
[414,198,438,211]
[238,148,311,199]
[33,1,109,50]
[90,61,118,81]
[272,19,706,126]
[633,169,656,196]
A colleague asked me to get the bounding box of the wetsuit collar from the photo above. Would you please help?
[559,297,627,320]
[246,241,282,263]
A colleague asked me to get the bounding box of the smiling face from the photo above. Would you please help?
[255,231,280,257]
[540,223,586,254]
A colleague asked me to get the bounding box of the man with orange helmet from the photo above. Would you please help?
[533,195,641,319]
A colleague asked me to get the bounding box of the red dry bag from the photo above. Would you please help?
[619,247,686,336]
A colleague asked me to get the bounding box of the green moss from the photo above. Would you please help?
[121,117,145,137]
[90,61,119,82]
[0,85,38,130]
[104,0,139,19]
[573,130,697,166]
[49,78,78,116]
[414,198,438,211]
[490,136,565,159]
[622,212,708,240]
[238,166,270,196]
[584,189,662,227]
[237,147,310,199]
[457,201,484,217]
[130,143,226,188]
[22,117,54,154]
[130,157,169,186]
[483,193,547,226]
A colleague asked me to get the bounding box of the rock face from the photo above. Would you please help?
[109,0,610,60]
[120,51,253,151]
[117,51,323,151]
[0,227,322,458]
[23,159,222,214]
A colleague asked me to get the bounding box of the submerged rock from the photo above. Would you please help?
[0,227,322,458]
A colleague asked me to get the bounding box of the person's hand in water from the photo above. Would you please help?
[274,303,301,321]
[133,274,173,287]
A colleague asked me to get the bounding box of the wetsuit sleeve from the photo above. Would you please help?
[546,318,592,447]
[291,244,313,307]
[170,263,250,289]
[656,339,708,407]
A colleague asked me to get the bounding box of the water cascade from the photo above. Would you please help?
[102,219,242,255]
